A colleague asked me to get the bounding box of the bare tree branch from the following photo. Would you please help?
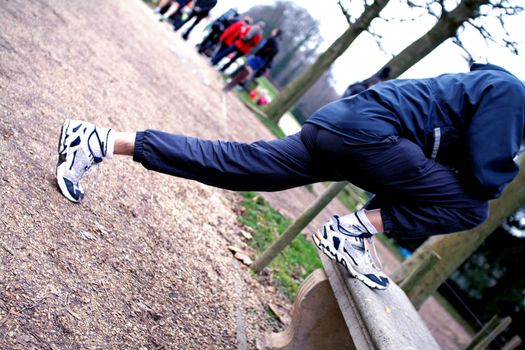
[337,0,353,25]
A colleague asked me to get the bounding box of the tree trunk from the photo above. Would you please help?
[392,156,525,307]
[385,0,489,79]
[270,35,315,80]
[263,0,390,123]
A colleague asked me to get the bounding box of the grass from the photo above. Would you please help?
[238,192,322,300]
[234,88,286,138]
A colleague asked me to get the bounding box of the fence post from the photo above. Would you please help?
[251,181,348,273]
[465,315,512,350]
[501,335,522,350]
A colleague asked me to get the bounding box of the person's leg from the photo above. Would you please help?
[308,125,488,289]
[56,120,336,202]
[339,138,488,238]
[219,49,244,72]
[223,66,251,91]
[181,10,207,39]
[155,0,172,14]
[114,132,135,156]
[174,9,196,32]
[197,32,214,53]
[210,44,236,66]
[132,129,334,191]
[159,2,180,21]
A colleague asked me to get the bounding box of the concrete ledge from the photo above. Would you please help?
[321,254,440,350]
[266,255,440,350]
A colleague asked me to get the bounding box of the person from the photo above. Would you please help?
[342,66,391,98]
[157,0,192,28]
[154,0,181,15]
[211,21,264,72]
[197,8,239,56]
[239,28,283,88]
[222,28,282,92]
[222,55,264,92]
[176,0,219,40]
[55,63,525,290]
[210,17,251,60]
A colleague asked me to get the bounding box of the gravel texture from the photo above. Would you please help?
[0,0,470,349]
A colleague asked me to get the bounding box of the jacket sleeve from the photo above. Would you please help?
[460,78,525,199]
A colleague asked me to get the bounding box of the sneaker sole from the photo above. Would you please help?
[56,119,79,203]
[313,230,387,290]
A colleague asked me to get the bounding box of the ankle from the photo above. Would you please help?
[339,209,382,235]
[113,132,136,156]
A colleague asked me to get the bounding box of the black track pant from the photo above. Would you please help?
[133,124,488,238]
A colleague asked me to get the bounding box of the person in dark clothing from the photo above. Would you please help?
[238,28,282,88]
[197,8,239,56]
[251,28,282,74]
[55,64,525,290]
[157,0,192,28]
[342,66,391,98]
[177,0,219,40]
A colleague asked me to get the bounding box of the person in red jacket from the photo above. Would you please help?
[214,17,251,55]
[211,21,265,72]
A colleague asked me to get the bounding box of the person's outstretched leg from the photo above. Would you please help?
[56,120,335,202]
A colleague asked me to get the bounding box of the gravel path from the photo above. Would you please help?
[0,1,470,349]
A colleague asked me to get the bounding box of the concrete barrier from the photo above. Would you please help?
[266,254,440,350]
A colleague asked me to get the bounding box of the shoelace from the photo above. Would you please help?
[365,237,384,271]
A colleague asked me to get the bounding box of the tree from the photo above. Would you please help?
[382,0,523,79]
[242,1,322,83]
[264,0,522,124]
[263,0,390,123]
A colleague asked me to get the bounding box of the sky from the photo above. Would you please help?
[209,0,525,94]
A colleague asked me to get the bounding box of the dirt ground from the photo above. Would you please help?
[0,0,471,349]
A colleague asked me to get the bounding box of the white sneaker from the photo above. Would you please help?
[313,214,389,289]
[56,119,112,203]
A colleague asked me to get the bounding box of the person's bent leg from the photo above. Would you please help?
[343,138,489,238]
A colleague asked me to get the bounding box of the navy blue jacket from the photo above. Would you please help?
[307,64,525,199]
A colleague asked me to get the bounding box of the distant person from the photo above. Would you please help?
[55,64,525,290]
[240,28,283,87]
[211,21,264,72]
[157,0,192,27]
[222,55,264,92]
[222,28,282,91]
[342,66,391,98]
[176,0,219,40]
[154,0,178,15]
[210,16,251,59]
[197,8,239,56]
